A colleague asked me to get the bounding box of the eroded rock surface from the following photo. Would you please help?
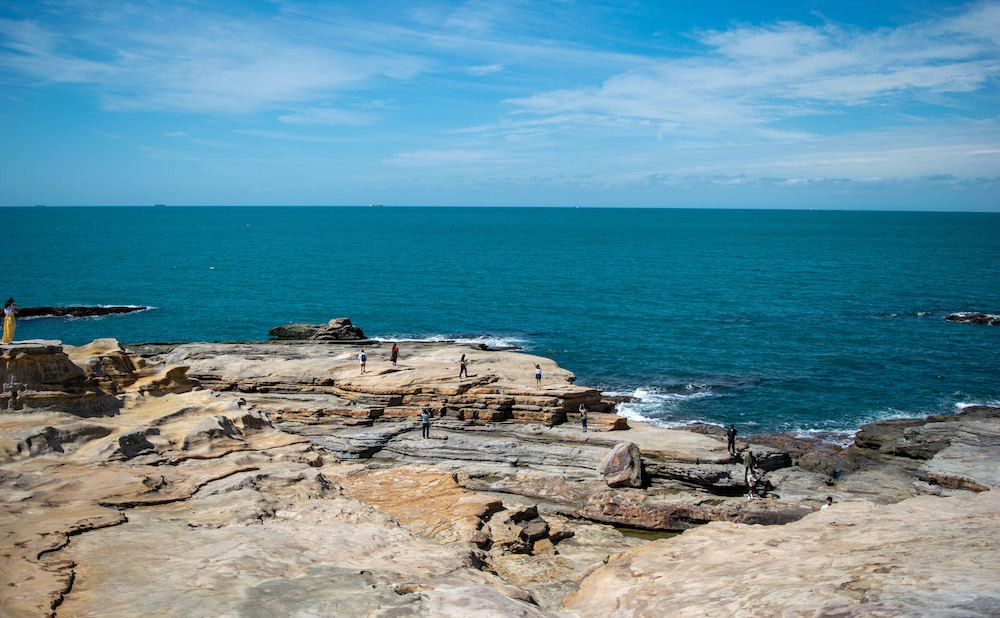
[268,317,366,341]
[564,490,1000,616]
[3,331,999,617]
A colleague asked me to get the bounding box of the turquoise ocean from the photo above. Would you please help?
[8,207,1000,441]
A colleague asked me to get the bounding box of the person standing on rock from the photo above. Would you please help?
[390,343,399,366]
[358,349,367,374]
[2,298,18,344]
[535,364,542,389]
[421,410,431,438]
[459,354,468,378]
[726,424,737,457]
[580,404,588,432]
[743,449,756,484]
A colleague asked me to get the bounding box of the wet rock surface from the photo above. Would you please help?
[18,306,152,318]
[945,311,1000,325]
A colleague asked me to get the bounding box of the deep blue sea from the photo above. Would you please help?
[7,207,999,441]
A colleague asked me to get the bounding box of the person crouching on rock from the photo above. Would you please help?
[421,410,430,439]
[358,349,367,374]
[2,298,18,344]
[580,404,588,432]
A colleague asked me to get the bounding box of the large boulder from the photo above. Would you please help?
[597,442,643,488]
[268,318,365,341]
[311,318,366,341]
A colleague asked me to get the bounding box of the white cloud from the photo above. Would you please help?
[0,9,426,114]
[278,107,376,126]
[235,130,350,143]
[467,63,504,75]
[384,148,524,167]
[506,3,1000,133]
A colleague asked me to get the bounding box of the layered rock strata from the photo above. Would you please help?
[0,340,641,616]
[267,317,366,341]
[564,490,1000,616]
[3,331,999,617]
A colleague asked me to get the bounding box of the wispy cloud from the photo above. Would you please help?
[384,148,527,167]
[278,107,376,126]
[467,63,504,75]
[0,6,425,114]
[506,3,1000,136]
[235,130,351,143]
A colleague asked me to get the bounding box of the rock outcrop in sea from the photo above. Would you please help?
[18,306,152,318]
[2,323,998,616]
[945,311,1000,325]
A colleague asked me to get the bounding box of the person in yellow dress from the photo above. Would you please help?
[2,298,18,343]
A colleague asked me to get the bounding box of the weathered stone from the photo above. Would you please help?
[19,305,151,318]
[597,442,643,488]
[564,491,1000,616]
[945,311,1000,325]
[268,317,366,341]
[5,333,1000,617]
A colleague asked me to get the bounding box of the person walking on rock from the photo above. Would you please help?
[726,424,737,457]
[2,298,18,344]
[579,404,588,432]
[458,354,468,378]
[743,449,756,484]
[358,349,367,374]
[390,343,399,366]
[421,410,431,439]
[535,364,542,389]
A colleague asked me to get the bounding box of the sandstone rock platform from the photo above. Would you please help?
[2,330,998,617]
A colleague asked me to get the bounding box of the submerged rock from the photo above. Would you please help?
[945,311,1000,325]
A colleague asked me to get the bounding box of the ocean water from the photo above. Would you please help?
[7,206,1000,440]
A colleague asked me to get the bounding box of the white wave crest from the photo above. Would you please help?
[371,333,529,350]
[956,400,1000,410]
[611,385,720,426]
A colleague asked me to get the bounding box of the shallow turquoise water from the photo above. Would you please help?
[7,206,999,439]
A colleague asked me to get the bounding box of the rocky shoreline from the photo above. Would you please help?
[18,306,154,319]
[1,325,998,616]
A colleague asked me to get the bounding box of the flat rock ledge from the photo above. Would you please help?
[2,333,998,617]
[19,306,153,318]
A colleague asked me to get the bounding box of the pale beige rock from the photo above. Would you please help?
[564,490,1000,616]
[6,335,1000,617]
[597,442,643,488]
[331,465,502,546]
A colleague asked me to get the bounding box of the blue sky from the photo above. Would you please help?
[1,1,998,209]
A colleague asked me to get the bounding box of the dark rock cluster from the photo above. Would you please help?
[945,312,1000,325]
[268,317,366,341]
